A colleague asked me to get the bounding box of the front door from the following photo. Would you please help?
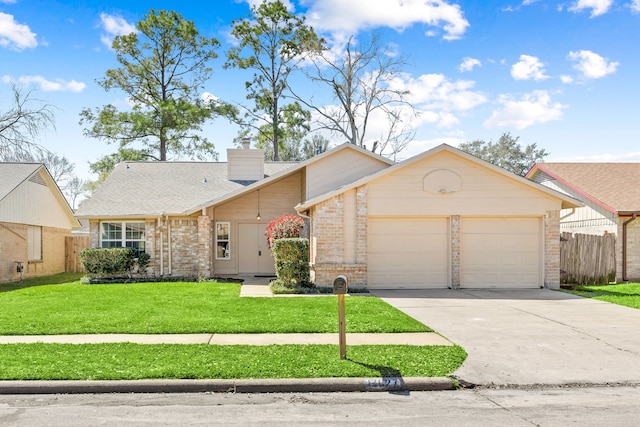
[238,223,276,275]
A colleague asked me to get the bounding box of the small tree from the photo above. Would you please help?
[458,132,549,176]
[265,214,305,249]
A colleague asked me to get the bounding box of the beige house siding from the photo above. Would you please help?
[211,172,302,275]
[305,149,389,200]
[0,222,71,283]
[368,151,558,217]
[0,173,71,229]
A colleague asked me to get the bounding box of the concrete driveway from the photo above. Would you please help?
[371,289,640,387]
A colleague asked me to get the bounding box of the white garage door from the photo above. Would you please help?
[461,218,541,289]
[368,218,449,289]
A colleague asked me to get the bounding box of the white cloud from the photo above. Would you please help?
[384,72,487,128]
[459,57,481,72]
[388,73,487,111]
[568,0,613,17]
[511,55,549,81]
[99,13,137,49]
[568,50,618,79]
[3,75,86,92]
[0,12,37,50]
[560,75,574,84]
[305,0,469,40]
[631,0,640,12]
[484,90,566,129]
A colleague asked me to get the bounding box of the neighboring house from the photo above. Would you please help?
[526,163,640,282]
[75,143,578,290]
[0,163,80,283]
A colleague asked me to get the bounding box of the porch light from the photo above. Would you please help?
[256,190,261,221]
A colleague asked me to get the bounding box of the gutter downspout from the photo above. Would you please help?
[166,214,172,275]
[622,213,638,281]
[158,216,164,276]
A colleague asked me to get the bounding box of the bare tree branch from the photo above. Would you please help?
[0,83,56,158]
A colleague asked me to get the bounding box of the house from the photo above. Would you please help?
[0,163,80,283]
[75,143,579,289]
[526,163,640,282]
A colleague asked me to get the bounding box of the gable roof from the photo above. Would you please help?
[185,143,394,215]
[297,144,581,212]
[526,163,640,214]
[75,162,296,218]
[0,163,42,202]
[76,143,394,218]
[0,162,80,227]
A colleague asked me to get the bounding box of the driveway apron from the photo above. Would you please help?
[371,289,640,387]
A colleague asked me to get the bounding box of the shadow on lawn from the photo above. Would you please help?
[0,273,83,293]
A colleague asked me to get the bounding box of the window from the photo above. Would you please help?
[216,222,230,259]
[100,222,146,256]
[27,226,42,261]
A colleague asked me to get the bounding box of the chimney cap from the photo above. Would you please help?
[241,137,251,149]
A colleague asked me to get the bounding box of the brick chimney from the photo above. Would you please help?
[227,138,265,181]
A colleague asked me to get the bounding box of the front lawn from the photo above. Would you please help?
[0,343,466,380]
[0,276,430,335]
[562,283,640,309]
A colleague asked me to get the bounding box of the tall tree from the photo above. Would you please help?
[225,0,323,161]
[252,102,311,161]
[80,9,227,162]
[0,83,55,159]
[458,132,549,176]
[296,34,417,158]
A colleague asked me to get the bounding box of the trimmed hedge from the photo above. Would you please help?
[80,248,135,275]
[272,238,311,287]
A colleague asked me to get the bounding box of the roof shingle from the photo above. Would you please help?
[535,163,640,213]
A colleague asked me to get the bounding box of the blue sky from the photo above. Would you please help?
[1,0,639,180]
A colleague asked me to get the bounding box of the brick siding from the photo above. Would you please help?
[310,186,368,287]
[544,210,560,288]
[0,222,70,283]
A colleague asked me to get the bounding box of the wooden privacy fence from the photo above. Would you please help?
[560,232,616,285]
[65,235,89,273]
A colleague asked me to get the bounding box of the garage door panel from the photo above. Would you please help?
[461,218,541,289]
[368,218,448,289]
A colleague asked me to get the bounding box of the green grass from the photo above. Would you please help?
[563,283,640,309]
[0,277,430,335]
[0,343,466,380]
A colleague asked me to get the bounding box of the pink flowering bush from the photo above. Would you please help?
[265,214,305,249]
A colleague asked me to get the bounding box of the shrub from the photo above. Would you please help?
[272,238,311,287]
[136,252,151,274]
[80,248,135,275]
[265,214,304,249]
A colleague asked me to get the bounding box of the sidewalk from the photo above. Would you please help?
[0,332,453,346]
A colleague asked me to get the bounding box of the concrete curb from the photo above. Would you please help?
[0,377,455,395]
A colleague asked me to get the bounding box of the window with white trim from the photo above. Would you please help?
[216,222,230,259]
[100,222,146,256]
[27,226,42,261]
